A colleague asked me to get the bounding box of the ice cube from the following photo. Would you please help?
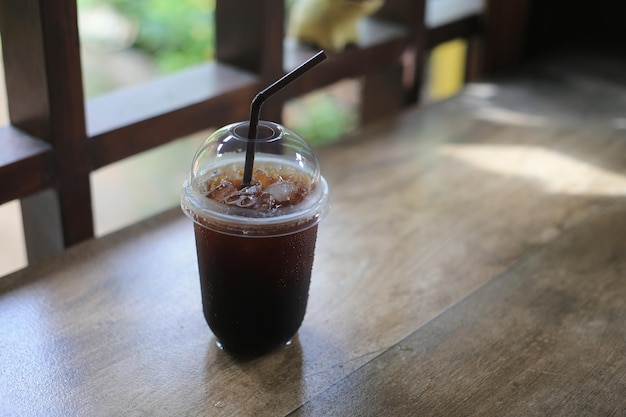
[254,169,275,189]
[266,179,296,203]
[239,183,261,196]
[287,184,307,205]
[255,192,276,211]
[224,194,257,208]
[207,180,236,202]
[222,183,261,208]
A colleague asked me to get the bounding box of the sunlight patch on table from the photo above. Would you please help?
[474,106,549,127]
[440,144,626,196]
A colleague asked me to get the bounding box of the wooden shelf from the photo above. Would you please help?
[284,17,409,71]
[86,62,259,169]
[282,17,410,98]
[426,15,483,48]
[0,126,53,204]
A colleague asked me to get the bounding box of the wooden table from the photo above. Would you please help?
[2,52,626,416]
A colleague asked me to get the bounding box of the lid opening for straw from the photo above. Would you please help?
[233,124,276,141]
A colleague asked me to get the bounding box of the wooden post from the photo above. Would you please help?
[362,0,427,122]
[215,0,285,122]
[483,0,532,74]
[0,0,93,261]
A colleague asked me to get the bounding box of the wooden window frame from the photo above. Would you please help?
[0,0,525,265]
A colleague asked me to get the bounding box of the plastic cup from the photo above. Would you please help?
[181,120,330,355]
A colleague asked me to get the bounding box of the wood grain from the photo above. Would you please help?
[292,202,626,416]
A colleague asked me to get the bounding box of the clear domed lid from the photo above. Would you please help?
[181,120,329,236]
[190,120,321,183]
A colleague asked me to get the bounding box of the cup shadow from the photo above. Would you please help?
[203,333,304,415]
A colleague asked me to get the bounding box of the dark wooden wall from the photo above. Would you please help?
[525,1,626,55]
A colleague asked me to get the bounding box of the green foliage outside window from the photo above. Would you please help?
[78,0,356,146]
[79,0,215,73]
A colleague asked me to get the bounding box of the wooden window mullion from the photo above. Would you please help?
[215,0,285,122]
[0,0,93,260]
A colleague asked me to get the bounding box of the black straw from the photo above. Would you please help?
[241,50,327,187]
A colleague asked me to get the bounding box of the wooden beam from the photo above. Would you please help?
[484,0,532,74]
[375,0,427,105]
[0,0,94,255]
[215,0,284,122]
[86,63,258,169]
[0,126,54,205]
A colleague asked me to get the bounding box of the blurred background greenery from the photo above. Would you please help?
[78,0,216,73]
[77,0,357,146]
[76,0,463,145]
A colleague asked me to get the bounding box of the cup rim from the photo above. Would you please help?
[181,175,330,237]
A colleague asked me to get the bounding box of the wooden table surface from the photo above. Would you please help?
[2,52,626,416]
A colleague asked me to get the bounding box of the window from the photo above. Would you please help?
[2,0,490,275]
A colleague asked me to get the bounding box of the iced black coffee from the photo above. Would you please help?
[181,121,330,355]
